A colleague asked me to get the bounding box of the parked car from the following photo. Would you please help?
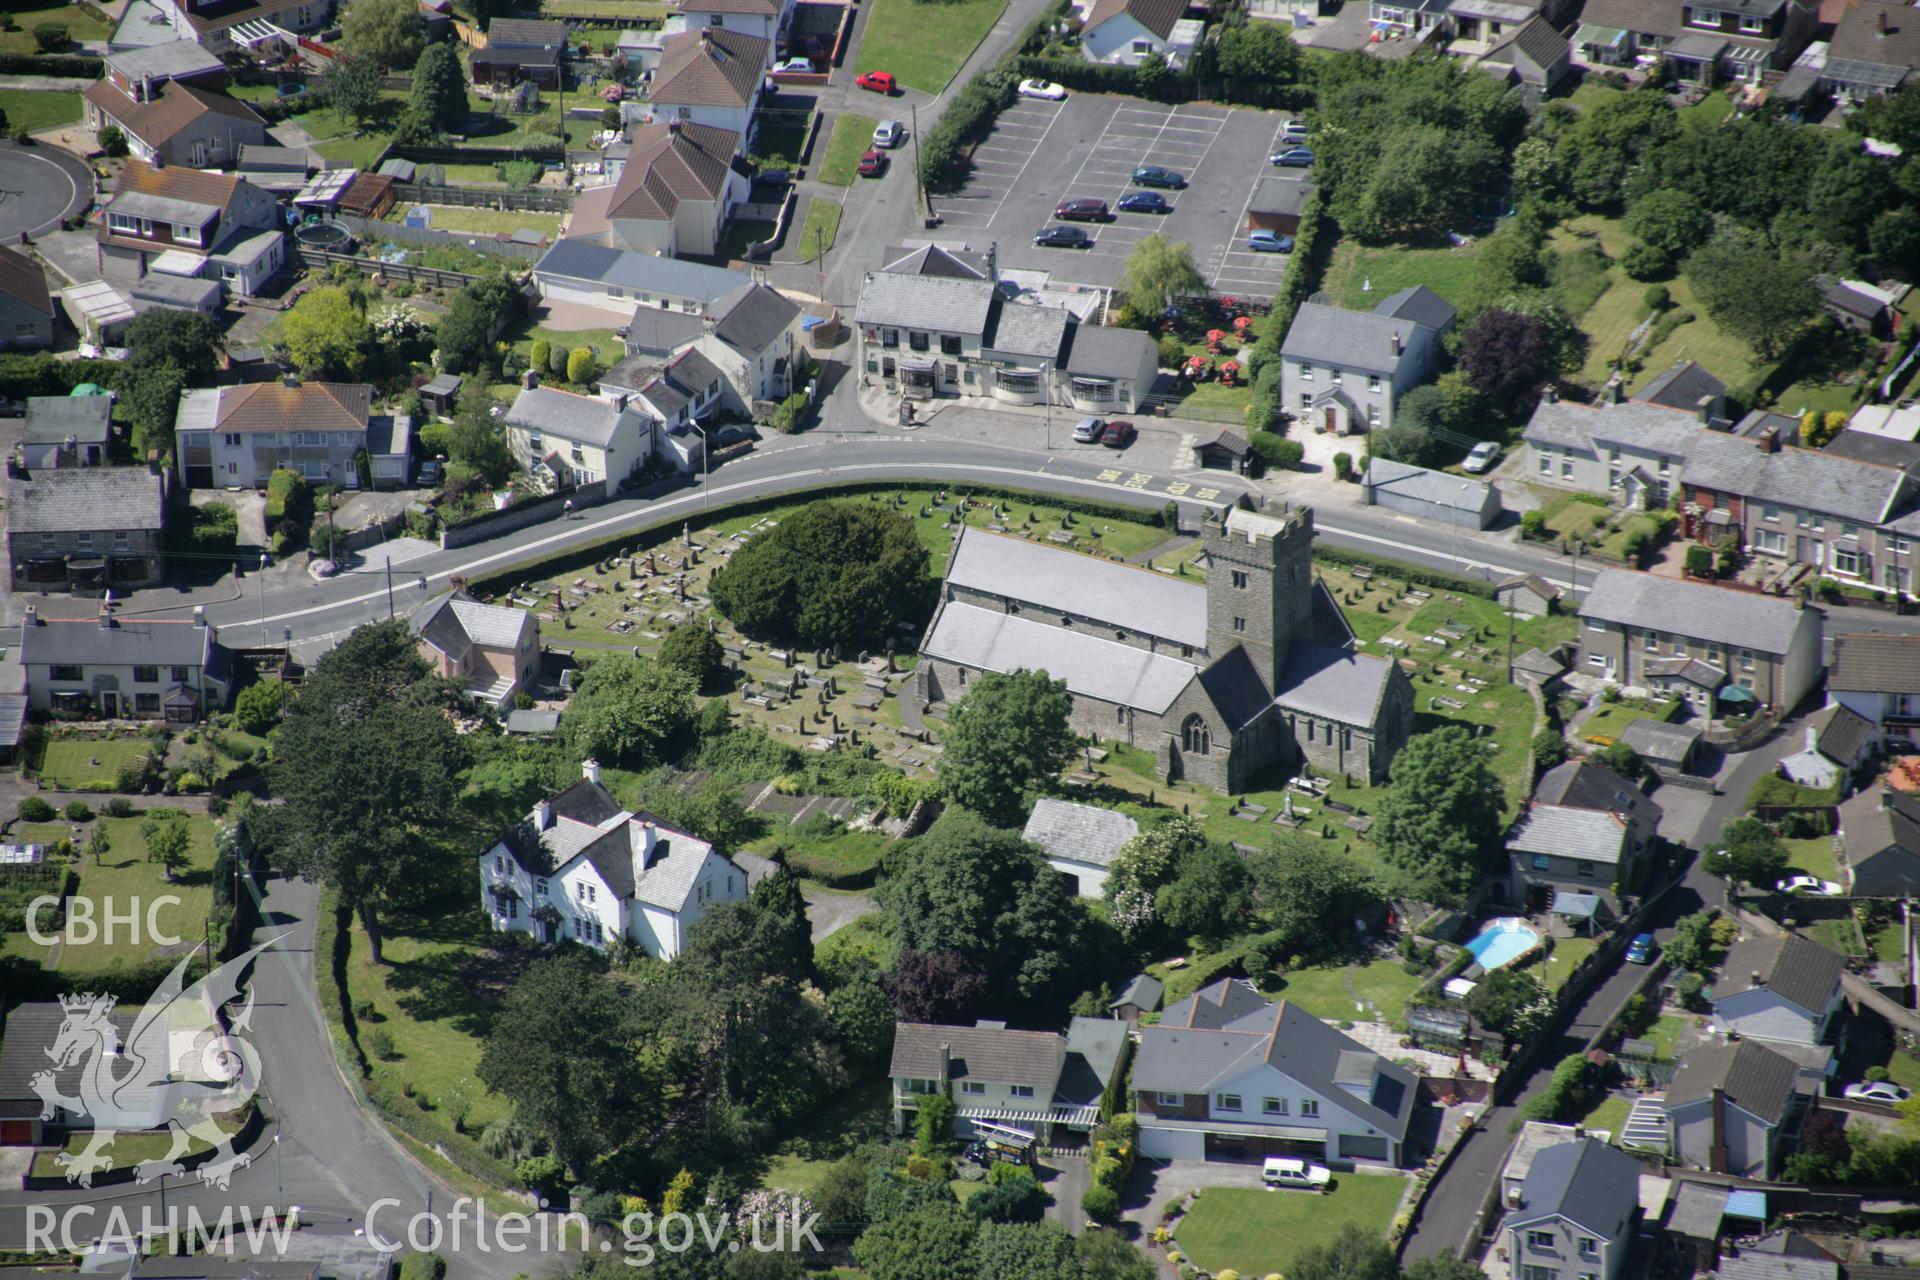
[1248,230,1293,253]
[772,57,815,73]
[1625,933,1657,965]
[1131,165,1185,189]
[1270,146,1315,168]
[1779,875,1844,896]
[1101,420,1136,448]
[857,149,887,177]
[1262,1158,1331,1192]
[755,169,792,188]
[854,71,896,93]
[1035,226,1092,248]
[873,119,906,148]
[1117,191,1171,214]
[1054,198,1109,221]
[1844,1081,1912,1104]
[1072,416,1107,443]
[1280,118,1310,141]
[1461,441,1501,473]
[1018,78,1067,99]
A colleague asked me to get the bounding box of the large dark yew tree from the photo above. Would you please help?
[707,501,932,649]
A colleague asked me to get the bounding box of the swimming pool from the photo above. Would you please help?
[1464,917,1542,970]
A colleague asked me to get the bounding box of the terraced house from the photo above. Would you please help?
[1576,0,1816,82]
[1680,427,1920,596]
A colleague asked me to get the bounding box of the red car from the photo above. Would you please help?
[1055,198,1109,222]
[855,71,896,94]
[1101,420,1136,448]
[857,149,887,177]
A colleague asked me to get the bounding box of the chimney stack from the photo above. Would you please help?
[523,368,540,390]
[1760,426,1781,453]
[583,758,601,784]
[987,240,999,283]
[1390,330,1403,358]
[24,605,36,628]
[282,373,300,390]
[1545,385,1558,404]
[193,605,206,628]
[98,592,116,631]
[1752,970,1765,985]
[1607,378,1625,405]
[534,794,553,828]
[1879,8,1889,34]
[1710,1087,1729,1173]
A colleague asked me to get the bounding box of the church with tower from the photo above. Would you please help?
[912,503,1415,793]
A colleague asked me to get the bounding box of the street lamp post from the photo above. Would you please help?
[688,415,711,511]
[1451,483,1468,578]
[258,552,269,643]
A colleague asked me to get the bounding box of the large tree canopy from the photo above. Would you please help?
[708,501,932,649]
[1373,724,1505,905]
[939,668,1076,824]
[560,653,695,769]
[1684,226,1823,361]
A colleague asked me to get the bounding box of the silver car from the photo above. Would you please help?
[1072,416,1106,443]
[873,119,905,148]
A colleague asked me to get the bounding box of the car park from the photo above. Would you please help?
[1625,933,1657,965]
[1844,1081,1912,1104]
[1131,165,1185,188]
[873,119,906,148]
[1117,191,1171,214]
[1280,119,1310,141]
[1034,225,1092,248]
[1101,420,1136,448]
[1248,230,1293,253]
[772,57,815,73]
[1054,198,1109,221]
[1018,79,1067,100]
[1779,875,1844,896]
[857,150,887,177]
[1072,416,1107,443]
[1270,147,1315,168]
[1262,1158,1331,1192]
[1462,441,1501,473]
[854,71,895,93]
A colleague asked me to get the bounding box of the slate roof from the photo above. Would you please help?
[946,526,1209,648]
[1198,645,1275,731]
[1506,1137,1641,1242]
[1133,987,1418,1140]
[1643,654,1727,688]
[1374,284,1457,333]
[1830,632,1920,694]
[23,396,113,445]
[1523,397,1702,457]
[1684,429,1912,524]
[1498,573,1561,604]
[82,80,263,148]
[1273,640,1394,727]
[19,616,219,668]
[485,17,567,45]
[1082,0,1189,40]
[888,1021,1066,1085]
[625,305,707,357]
[1806,702,1878,764]
[921,602,1197,713]
[1060,323,1155,379]
[1250,176,1316,217]
[1535,758,1659,824]
[1718,1256,1840,1280]
[1579,570,1812,656]
[1059,1016,1130,1107]
[710,283,801,355]
[880,244,990,278]
[1021,798,1139,868]
[1714,932,1844,1017]
[1638,360,1726,414]
[983,300,1070,360]
[1161,977,1272,1029]
[1508,805,1629,864]
[1281,299,1438,373]
[1829,0,1920,73]
[1485,14,1571,70]
[410,590,534,654]
[8,466,164,534]
[1822,430,1920,471]
[1665,1039,1797,1124]
[534,240,749,303]
[0,1003,140,1106]
[607,121,737,221]
[1513,646,1567,678]
[505,387,639,449]
[1620,716,1703,764]
[1579,0,1681,36]
[0,246,51,319]
[1841,789,1920,856]
[856,271,996,336]
[1111,972,1164,1011]
[652,28,768,108]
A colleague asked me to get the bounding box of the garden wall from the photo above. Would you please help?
[439,479,613,549]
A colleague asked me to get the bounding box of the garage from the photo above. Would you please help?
[1204,1130,1327,1162]
[1195,429,1250,472]
[1361,458,1503,530]
[0,1119,36,1145]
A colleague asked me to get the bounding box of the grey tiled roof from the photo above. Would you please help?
[1642,654,1726,689]
[1508,805,1629,864]
[486,17,567,44]
[23,396,112,445]
[505,387,638,449]
[1486,14,1571,69]
[946,527,1209,647]
[1830,632,1920,694]
[1619,716,1702,763]
[1498,573,1561,604]
[1374,284,1456,333]
[1714,932,1844,1017]
[9,466,164,533]
[1506,1138,1640,1242]
[984,300,1070,360]
[1161,977,1271,1029]
[1637,360,1726,413]
[1822,430,1920,471]
[19,616,217,668]
[1198,646,1275,731]
[0,1004,139,1106]
[1579,570,1813,657]
[1021,797,1139,868]
[410,591,534,653]
[1061,323,1155,379]
[888,1021,1066,1086]
[1111,972,1164,1011]
[1535,758,1661,832]
[855,271,996,336]
[921,602,1197,713]
[1281,299,1436,374]
[1682,430,1911,524]
[1274,640,1395,727]
[1522,398,1700,457]
[626,306,706,357]
[1665,1039,1797,1124]
[1513,646,1566,677]
[710,283,800,355]
[1718,1255,1840,1280]
[1806,702,1877,764]
[1364,457,1496,510]
[535,240,749,302]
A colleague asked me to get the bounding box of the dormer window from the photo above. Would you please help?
[175,223,204,247]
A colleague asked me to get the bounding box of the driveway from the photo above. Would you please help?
[1041,1151,1090,1235]
[801,883,877,941]
[1120,1158,1265,1241]
[33,228,103,288]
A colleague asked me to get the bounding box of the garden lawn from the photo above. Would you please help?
[1174,1179,1407,1277]
[1265,955,1423,1025]
[797,197,842,261]
[1783,836,1838,884]
[390,206,566,237]
[29,1113,241,1178]
[1579,698,1678,745]
[0,5,110,54]
[1541,494,1611,541]
[818,114,878,186]
[747,820,887,882]
[1541,935,1598,989]
[1641,1013,1692,1060]
[851,0,1007,92]
[753,1078,892,1195]
[1324,237,1487,312]
[5,814,219,974]
[37,739,153,791]
[501,317,625,372]
[0,89,82,133]
[1884,1051,1920,1092]
[1579,1091,1632,1141]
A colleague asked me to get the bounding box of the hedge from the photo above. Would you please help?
[0,52,101,76]
[919,68,1019,193]
[1265,192,1332,355]
[1010,55,1152,97]
[1746,773,1841,812]
[1311,544,1497,599]
[167,503,240,560]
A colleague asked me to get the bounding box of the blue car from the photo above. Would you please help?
[1270,146,1315,168]
[1248,230,1294,254]
[1625,933,1657,965]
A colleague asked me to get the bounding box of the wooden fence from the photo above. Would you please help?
[335,215,547,261]
[291,245,488,290]
[392,181,575,212]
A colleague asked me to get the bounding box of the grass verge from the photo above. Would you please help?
[818,114,879,186]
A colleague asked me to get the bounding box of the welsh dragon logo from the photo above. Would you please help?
[31,941,274,1190]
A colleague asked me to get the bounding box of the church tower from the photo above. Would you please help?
[1203,503,1317,690]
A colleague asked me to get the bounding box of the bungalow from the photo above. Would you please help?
[1838,787,1920,898]
[0,245,56,352]
[1021,797,1139,899]
[1279,286,1455,436]
[1664,1039,1800,1177]
[1079,0,1196,66]
[469,18,568,88]
[533,239,751,320]
[19,603,231,721]
[889,1017,1129,1142]
[82,81,267,170]
[411,591,541,707]
[478,761,749,959]
[96,162,283,299]
[1710,932,1845,1049]
[1776,702,1879,792]
[1575,570,1825,713]
[1504,1138,1642,1280]
[1132,979,1418,1165]
[1828,632,1920,747]
[1505,758,1661,908]
[0,1004,138,1144]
